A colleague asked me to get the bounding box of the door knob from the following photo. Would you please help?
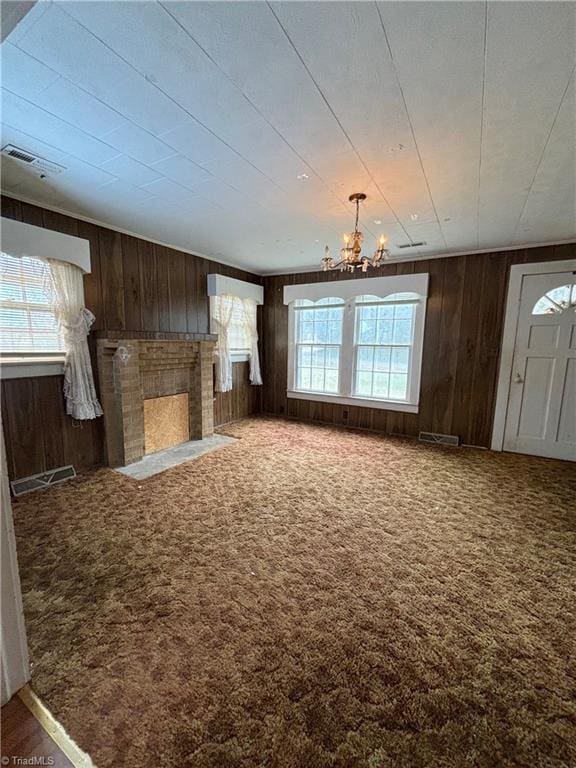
[514,372,524,384]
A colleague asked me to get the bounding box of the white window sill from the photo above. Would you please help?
[287,389,419,413]
[231,352,250,363]
[1,358,65,379]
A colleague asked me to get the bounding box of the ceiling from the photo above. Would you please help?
[1,1,574,275]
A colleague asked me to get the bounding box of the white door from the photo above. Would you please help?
[503,271,576,461]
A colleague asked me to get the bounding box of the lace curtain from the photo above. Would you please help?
[212,295,262,392]
[212,294,235,392]
[238,297,262,385]
[47,259,103,420]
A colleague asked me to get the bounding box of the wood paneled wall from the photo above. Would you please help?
[1,196,262,480]
[261,243,575,448]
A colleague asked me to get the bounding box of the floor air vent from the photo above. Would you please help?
[11,465,76,497]
[419,432,460,447]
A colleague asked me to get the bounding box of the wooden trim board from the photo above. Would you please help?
[17,685,95,768]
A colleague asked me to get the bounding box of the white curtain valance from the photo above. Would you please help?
[1,217,91,273]
[207,273,263,304]
[283,273,429,305]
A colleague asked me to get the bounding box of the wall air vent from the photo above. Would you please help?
[1,145,66,177]
[397,242,426,249]
[419,432,460,447]
[11,465,76,497]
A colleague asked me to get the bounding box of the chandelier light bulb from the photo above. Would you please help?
[320,193,390,272]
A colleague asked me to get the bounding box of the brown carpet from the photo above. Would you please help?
[12,417,576,768]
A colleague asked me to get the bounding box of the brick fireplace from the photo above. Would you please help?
[95,331,217,467]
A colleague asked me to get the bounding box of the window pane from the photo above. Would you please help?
[357,346,374,371]
[392,318,412,344]
[391,347,409,372]
[297,366,311,390]
[394,303,415,319]
[328,321,341,344]
[374,347,391,371]
[324,369,339,393]
[312,346,325,367]
[299,321,314,343]
[0,282,23,302]
[359,319,377,343]
[360,305,377,319]
[325,347,339,369]
[377,319,394,344]
[313,322,328,343]
[311,368,325,390]
[298,345,312,367]
[356,371,372,396]
[377,304,394,320]
[373,372,390,398]
[389,373,408,399]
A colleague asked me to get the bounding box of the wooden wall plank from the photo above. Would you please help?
[155,245,171,332]
[78,220,104,330]
[138,239,159,332]
[167,248,187,332]
[99,229,125,330]
[122,235,142,332]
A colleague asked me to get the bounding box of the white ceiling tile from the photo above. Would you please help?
[99,122,174,165]
[98,154,162,187]
[149,154,212,189]
[13,4,134,99]
[139,176,201,206]
[34,77,128,138]
[159,120,235,166]
[0,43,60,99]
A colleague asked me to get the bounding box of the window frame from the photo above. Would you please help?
[286,283,427,413]
[0,252,66,368]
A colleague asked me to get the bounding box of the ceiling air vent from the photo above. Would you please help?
[11,465,76,497]
[397,241,426,249]
[1,144,66,177]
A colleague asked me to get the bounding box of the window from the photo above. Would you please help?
[285,275,428,412]
[294,298,343,393]
[210,295,253,355]
[0,252,64,356]
[532,284,576,314]
[354,295,416,401]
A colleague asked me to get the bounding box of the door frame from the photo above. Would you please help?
[491,258,576,452]
[1,416,30,704]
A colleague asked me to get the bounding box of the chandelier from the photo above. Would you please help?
[321,193,390,273]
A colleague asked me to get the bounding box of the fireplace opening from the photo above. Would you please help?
[144,393,190,454]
